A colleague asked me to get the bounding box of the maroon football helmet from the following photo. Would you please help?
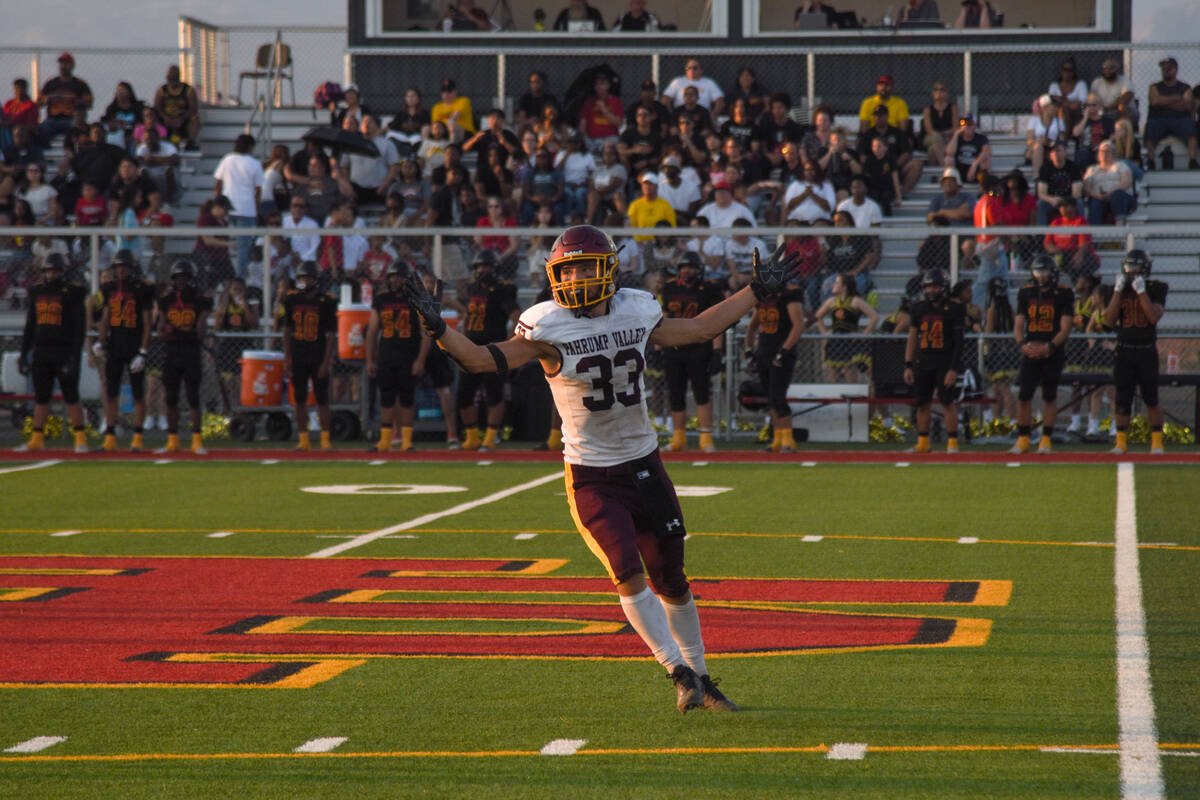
[545,225,619,312]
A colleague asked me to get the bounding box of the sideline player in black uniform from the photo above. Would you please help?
[744,273,806,453]
[1010,254,1074,454]
[16,254,89,453]
[94,249,154,452]
[903,268,966,454]
[1103,249,1168,455]
[420,269,462,448]
[282,261,338,451]
[658,252,726,453]
[366,262,431,453]
[154,259,212,454]
[456,250,520,451]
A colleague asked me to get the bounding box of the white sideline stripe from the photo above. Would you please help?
[514,532,538,540]
[0,460,61,475]
[826,742,868,760]
[293,737,347,753]
[895,462,910,468]
[476,460,493,466]
[957,536,980,544]
[801,461,817,467]
[49,530,83,538]
[306,471,563,558]
[540,738,587,756]
[692,461,709,467]
[1114,463,1164,800]
[369,460,386,466]
[1040,746,1117,755]
[208,531,235,539]
[801,535,824,543]
[1006,462,1022,467]
[261,459,279,465]
[154,459,172,465]
[4,736,67,753]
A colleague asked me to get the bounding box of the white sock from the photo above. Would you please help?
[983,409,994,424]
[662,594,708,677]
[1070,414,1081,428]
[1087,415,1099,431]
[619,587,684,671]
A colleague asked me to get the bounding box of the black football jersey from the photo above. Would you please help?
[660,278,724,320]
[100,278,154,343]
[460,279,519,345]
[1114,280,1168,345]
[754,284,805,352]
[282,288,338,362]
[157,285,213,346]
[909,296,965,368]
[1016,283,1073,343]
[372,289,421,361]
[24,280,87,355]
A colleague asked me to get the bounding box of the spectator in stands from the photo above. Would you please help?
[101,82,143,152]
[900,0,941,22]
[857,75,910,135]
[331,84,370,131]
[821,209,879,297]
[193,196,234,290]
[1072,94,1114,168]
[613,0,661,31]
[473,144,514,206]
[17,163,59,225]
[721,217,768,277]
[860,136,903,216]
[1025,94,1065,173]
[619,105,664,178]
[137,126,181,206]
[1144,57,1199,171]
[1048,58,1088,134]
[1083,141,1136,224]
[694,176,754,251]
[999,169,1038,269]
[1110,118,1143,176]
[73,181,106,227]
[418,121,456,176]
[794,2,838,28]
[474,197,519,279]
[727,67,769,124]
[283,196,320,261]
[782,219,824,310]
[1035,139,1083,225]
[293,152,352,223]
[389,158,433,225]
[68,123,128,204]
[796,104,831,161]
[945,114,990,185]
[132,107,168,146]
[921,82,958,168]
[214,133,264,278]
[627,172,676,259]
[819,126,858,202]
[153,66,200,151]
[816,271,879,382]
[1044,197,1098,281]
[579,74,624,154]
[953,0,993,28]
[665,116,707,170]
[532,102,570,157]
[625,80,671,135]
[517,72,559,130]
[754,93,805,171]
[431,79,475,136]
[835,175,883,228]
[859,104,922,195]
[662,59,725,117]
[4,79,38,133]
[927,166,974,229]
[971,175,1006,308]
[342,114,401,205]
[674,85,714,136]
[109,156,161,220]
[261,144,291,211]
[464,108,520,160]
[387,88,430,150]
[521,148,565,224]
[0,126,44,200]
[656,153,700,224]
[1091,58,1135,122]
[554,0,606,30]
[38,53,93,144]
[319,198,368,286]
[783,158,835,225]
[587,141,628,223]
[440,0,499,31]
[560,132,596,221]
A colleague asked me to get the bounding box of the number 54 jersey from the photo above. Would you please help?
[516,289,662,467]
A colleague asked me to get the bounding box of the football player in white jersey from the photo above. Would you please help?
[403,224,800,713]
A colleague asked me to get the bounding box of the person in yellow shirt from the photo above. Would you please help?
[627,173,676,244]
[857,75,910,133]
[431,79,475,134]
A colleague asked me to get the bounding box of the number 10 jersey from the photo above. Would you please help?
[516,289,662,467]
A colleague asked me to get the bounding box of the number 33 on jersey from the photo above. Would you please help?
[516,289,662,467]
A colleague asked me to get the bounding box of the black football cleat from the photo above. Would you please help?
[670,664,704,713]
[700,674,741,711]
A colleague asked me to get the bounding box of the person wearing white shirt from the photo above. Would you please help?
[342,114,401,205]
[213,133,265,278]
[722,219,768,277]
[782,160,836,224]
[694,178,755,252]
[283,196,321,261]
[835,177,884,228]
[662,59,725,117]
[685,217,726,274]
[1025,94,1066,173]
[1090,58,1135,120]
[560,134,597,222]
[656,155,702,223]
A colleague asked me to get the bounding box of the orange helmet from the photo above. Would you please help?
[546,225,619,312]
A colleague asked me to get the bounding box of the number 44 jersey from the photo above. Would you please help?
[516,289,662,467]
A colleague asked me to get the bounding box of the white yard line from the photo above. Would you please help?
[1114,463,1164,800]
[4,736,66,753]
[0,460,61,476]
[306,471,563,558]
[293,737,347,753]
[540,738,587,755]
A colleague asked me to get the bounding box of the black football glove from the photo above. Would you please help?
[708,349,724,375]
[743,348,758,371]
[17,352,30,376]
[402,271,447,340]
[750,244,803,302]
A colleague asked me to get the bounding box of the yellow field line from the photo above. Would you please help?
[3,743,1197,763]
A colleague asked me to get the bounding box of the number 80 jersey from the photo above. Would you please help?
[516,289,662,467]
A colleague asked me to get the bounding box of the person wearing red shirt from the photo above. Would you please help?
[4,79,38,130]
[971,175,1008,308]
[578,74,624,154]
[1043,198,1099,280]
[473,196,520,279]
[998,169,1038,274]
[783,220,825,310]
[73,181,107,226]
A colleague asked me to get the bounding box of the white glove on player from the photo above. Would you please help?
[1132,275,1146,294]
[129,352,146,373]
[91,341,105,358]
[1114,274,1128,293]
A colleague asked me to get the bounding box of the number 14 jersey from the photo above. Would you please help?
[516,289,662,467]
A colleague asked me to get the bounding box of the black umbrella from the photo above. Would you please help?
[302,126,380,157]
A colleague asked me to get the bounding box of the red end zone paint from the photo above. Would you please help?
[0,556,1002,687]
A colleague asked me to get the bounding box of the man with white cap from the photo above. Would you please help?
[656,154,702,224]
[926,167,974,226]
[627,172,676,260]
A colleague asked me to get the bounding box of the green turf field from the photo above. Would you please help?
[0,458,1196,799]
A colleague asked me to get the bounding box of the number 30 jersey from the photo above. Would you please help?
[516,289,662,467]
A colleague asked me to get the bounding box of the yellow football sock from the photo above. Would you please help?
[165,433,180,452]
[946,435,959,453]
[670,429,687,451]
[779,428,796,449]
[400,426,414,451]
[1150,431,1164,451]
[103,433,117,452]
[915,434,931,453]
[297,432,311,451]
[547,428,563,450]
[130,432,144,451]
[482,427,498,448]
[191,434,205,453]
[1016,435,1031,452]
[1114,431,1128,451]
[768,429,782,452]
[377,428,394,452]
[698,431,715,451]
[29,431,45,450]
[319,430,332,450]
[463,428,482,450]
[1039,435,1053,451]
[74,429,87,448]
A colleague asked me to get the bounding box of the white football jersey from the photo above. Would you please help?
[516,289,662,467]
